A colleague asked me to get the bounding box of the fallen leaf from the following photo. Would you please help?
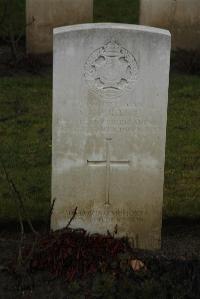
[130,259,146,272]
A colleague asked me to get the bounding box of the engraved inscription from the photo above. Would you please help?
[66,209,144,223]
[84,40,138,99]
[58,115,161,135]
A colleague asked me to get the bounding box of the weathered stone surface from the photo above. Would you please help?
[52,24,171,250]
[140,0,200,50]
[26,0,93,54]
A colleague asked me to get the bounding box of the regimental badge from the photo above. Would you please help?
[84,40,138,99]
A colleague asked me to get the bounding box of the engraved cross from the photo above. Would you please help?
[87,138,130,206]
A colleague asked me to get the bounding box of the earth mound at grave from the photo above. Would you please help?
[22,227,132,281]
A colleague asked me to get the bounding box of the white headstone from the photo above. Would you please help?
[52,24,171,250]
[140,0,200,51]
[26,0,93,54]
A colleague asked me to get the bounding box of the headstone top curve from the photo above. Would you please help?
[53,23,171,37]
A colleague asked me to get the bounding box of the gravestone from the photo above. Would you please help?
[140,0,200,50]
[26,0,93,54]
[52,24,171,250]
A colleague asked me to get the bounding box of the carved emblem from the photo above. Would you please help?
[84,40,138,99]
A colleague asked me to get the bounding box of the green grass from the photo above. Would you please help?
[164,74,200,219]
[0,75,52,221]
[94,0,140,23]
[0,72,199,222]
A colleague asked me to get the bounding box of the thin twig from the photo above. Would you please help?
[22,236,38,267]
[0,159,25,267]
[0,159,25,244]
[0,159,38,236]
[65,207,78,229]
[48,197,56,231]
[17,218,25,267]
